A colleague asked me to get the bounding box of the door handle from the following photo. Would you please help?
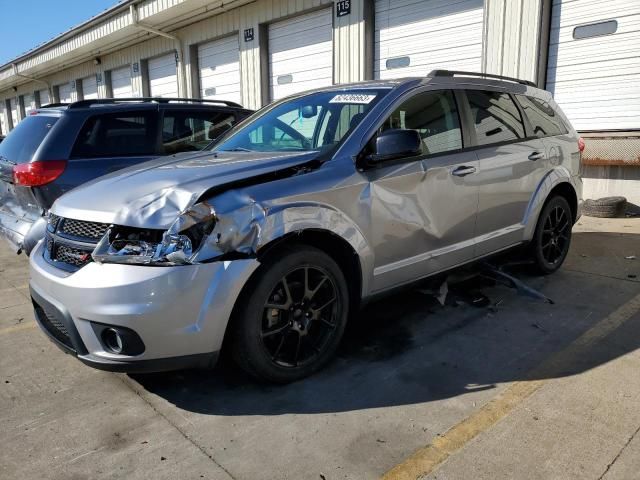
[528,151,545,161]
[452,166,476,177]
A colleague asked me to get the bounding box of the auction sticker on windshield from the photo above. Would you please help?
[329,94,377,104]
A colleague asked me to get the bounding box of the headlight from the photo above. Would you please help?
[92,202,216,266]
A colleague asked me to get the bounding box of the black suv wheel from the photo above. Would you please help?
[231,245,349,383]
[530,195,573,274]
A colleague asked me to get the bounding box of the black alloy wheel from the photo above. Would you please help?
[531,195,573,274]
[231,245,349,383]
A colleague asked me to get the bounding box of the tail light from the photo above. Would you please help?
[13,160,67,186]
[578,137,585,153]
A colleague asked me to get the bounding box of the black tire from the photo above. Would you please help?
[530,195,573,275]
[583,196,627,218]
[230,245,349,383]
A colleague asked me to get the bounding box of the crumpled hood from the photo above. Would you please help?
[51,150,318,228]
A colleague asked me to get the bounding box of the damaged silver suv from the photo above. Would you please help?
[29,71,583,383]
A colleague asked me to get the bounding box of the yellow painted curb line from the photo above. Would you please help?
[0,322,36,336]
[383,291,640,480]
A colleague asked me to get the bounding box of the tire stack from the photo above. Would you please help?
[582,196,627,218]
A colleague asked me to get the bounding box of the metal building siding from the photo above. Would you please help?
[374,0,484,79]
[148,53,179,97]
[547,0,640,131]
[268,8,334,100]
[482,0,545,83]
[198,36,242,104]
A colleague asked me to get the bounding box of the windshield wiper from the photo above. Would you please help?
[221,147,254,152]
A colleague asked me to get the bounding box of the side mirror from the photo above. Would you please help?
[300,105,318,118]
[369,128,423,163]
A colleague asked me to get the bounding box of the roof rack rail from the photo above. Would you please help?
[429,70,537,87]
[68,97,243,109]
[38,103,70,108]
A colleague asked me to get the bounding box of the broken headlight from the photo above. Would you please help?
[92,202,216,265]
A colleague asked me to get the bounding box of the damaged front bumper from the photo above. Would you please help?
[29,241,259,372]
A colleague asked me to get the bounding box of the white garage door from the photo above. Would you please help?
[268,8,333,101]
[0,103,7,134]
[58,83,73,103]
[23,94,35,115]
[111,66,133,98]
[82,75,99,100]
[375,0,484,79]
[38,89,50,106]
[9,98,18,127]
[546,0,640,131]
[198,36,241,105]
[148,53,178,98]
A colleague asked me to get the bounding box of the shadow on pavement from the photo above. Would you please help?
[130,231,640,416]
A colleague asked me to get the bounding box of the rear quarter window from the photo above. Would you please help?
[71,112,158,158]
[516,95,568,138]
[0,115,58,163]
[466,90,526,146]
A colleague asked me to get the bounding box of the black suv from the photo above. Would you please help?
[0,98,252,254]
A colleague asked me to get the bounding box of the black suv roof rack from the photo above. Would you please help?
[68,97,243,109]
[429,70,537,88]
[38,103,70,108]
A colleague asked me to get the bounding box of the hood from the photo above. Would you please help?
[51,150,319,228]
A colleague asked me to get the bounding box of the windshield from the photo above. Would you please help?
[212,90,389,153]
[0,115,58,163]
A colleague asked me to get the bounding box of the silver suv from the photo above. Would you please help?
[29,71,583,383]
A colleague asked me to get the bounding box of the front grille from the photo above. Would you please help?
[44,215,110,271]
[34,303,73,350]
[59,218,109,240]
[55,244,92,268]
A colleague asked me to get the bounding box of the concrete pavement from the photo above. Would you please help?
[1,216,639,480]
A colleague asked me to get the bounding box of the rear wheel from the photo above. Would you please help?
[530,195,573,274]
[230,245,349,383]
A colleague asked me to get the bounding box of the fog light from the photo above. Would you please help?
[103,328,123,354]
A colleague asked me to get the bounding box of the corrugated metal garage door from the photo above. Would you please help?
[111,66,133,98]
[198,36,241,105]
[547,0,640,131]
[82,75,98,100]
[9,98,18,126]
[375,0,484,79]
[38,89,50,106]
[268,8,333,101]
[23,94,35,115]
[58,83,73,103]
[149,53,178,98]
[0,103,7,134]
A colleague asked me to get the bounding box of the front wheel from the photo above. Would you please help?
[230,245,349,383]
[530,195,573,274]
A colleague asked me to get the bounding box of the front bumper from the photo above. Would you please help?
[29,241,259,372]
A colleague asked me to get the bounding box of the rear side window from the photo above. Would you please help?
[162,111,237,154]
[380,90,462,155]
[516,95,568,138]
[466,90,525,146]
[0,115,58,162]
[71,112,158,159]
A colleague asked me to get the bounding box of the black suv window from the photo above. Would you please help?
[71,112,158,158]
[381,90,462,155]
[466,90,525,146]
[0,115,58,162]
[162,111,237,154]
[516,95,568,138]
